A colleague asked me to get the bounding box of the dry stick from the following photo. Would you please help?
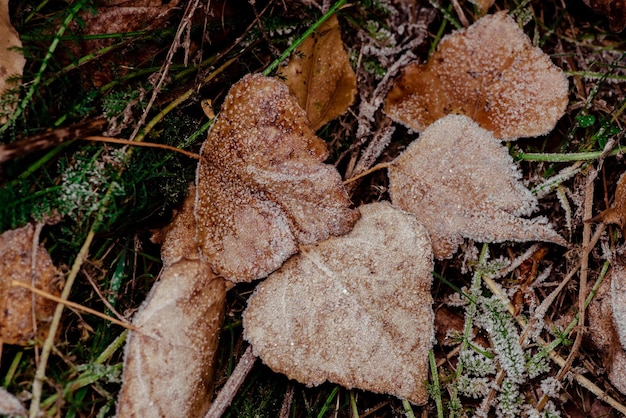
[82,136,205,162]
[12,281,135,330]
[29,222,44,365]
[204,345,257,418]
[343,162,393,185]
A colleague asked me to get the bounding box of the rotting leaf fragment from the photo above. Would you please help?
[0,224,63,345]
[384,12,569,140]
[243,202,434,405]
[388,115,567,259]
[279,14,357,131]
[195,73,359,283]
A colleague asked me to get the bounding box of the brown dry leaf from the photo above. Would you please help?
[584,0,626,31]
[160,184,199,266]
[117,259,226,417]
[388,115,567,259]
[243,202,434,405]
[278,14,357,131]
[611,252,626,352]
[587,171,626,236]
[0,387,27,417]
[0,224,63,345]
[0,0,25,122]
[195,73,359,283]
[384,12,569,140]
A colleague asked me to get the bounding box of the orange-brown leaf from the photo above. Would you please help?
[388,115,567,259]
[384,12,569,140]
[244,202,433,405]
[195,74,359,283]
[279,14,357,131]
[587,171,626,236]
[0,224,63,345]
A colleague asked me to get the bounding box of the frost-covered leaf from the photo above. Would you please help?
[388,115,567,259]
[384,12,569,140]
[612,254,626,351]
[0,387,27,417]
[587,171,626,236]
[0,224,63,345]
[279,14,357,131]
[117,259,226,417]
[243,202,434,405]
[195,73,359,283]
[0,0,25,122]
[160,185,199,266]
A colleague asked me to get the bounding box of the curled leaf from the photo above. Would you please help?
[117,259,226,417]
[0,224,63,345]
[388,115,567,259]
[384,12,569,140]
[587,171,626,236]
[279,14,357,131]
[243,202,434,405]
[195,73,359,283]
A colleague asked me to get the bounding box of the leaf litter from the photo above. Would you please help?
[389,114,568,259]
[384,12,569,140]
[243,202,434,405]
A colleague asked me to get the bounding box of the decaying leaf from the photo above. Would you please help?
[195,73,359,283]
[117,259,226,417]
[388,115,567,259]
[0,0,25,122]
[585,261,626,395]
[612,253,626,351]
[384,12,569,140]
[0,387,27,417]
[160,185,199,266]
[243,202,434,405]
[279,14,357,131]
[587,171,626,236]
[0,224,63,345]
[584,0,626,32]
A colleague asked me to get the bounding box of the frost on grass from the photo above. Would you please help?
[0,224,62,345]
[195,73,359,283]
[243,202,434,405]
[384,12,569,140]
[388,115,567,259]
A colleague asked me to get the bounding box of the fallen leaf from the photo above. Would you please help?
[0,387,27,417]
[584,0,626,32]
[279,14,357,131]
[388,114,567,259]
[195,73,359,283]
[0,0,25,122]
[384,12,569,140]
[160,184,199,266]
[611,253,626,351]
[586,171,626,236]
[0,224,63,345]
[243,202,434,405]
[117,259,226,417]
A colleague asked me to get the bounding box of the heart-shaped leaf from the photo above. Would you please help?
[243,202,434,405]
[388,114,567,259]
[279,14,357,131]
[384,12,569,140]
[195,73,359,283]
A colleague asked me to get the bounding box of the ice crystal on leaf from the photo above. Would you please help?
[388,114,567,259]
[195,74,359,283]
[384,12,569,140]
[243,202,434,404]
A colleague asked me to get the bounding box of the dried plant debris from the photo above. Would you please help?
[584,0,626,31]
[195,73,359,283]
[587,171,626,236]
[243,202,434,405]
[388,115,567,259]
[612,253,626,351]
[0,224,63,345]
[0,387,27,417]
[0,0,25,122]
[117,259,226,417]
[160,185,199,266]
[586,263,626,396]
[279,14,357,131]
[384,12,569,140]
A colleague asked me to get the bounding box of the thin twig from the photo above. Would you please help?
[204,345,257,418]
[82,136,205,162]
